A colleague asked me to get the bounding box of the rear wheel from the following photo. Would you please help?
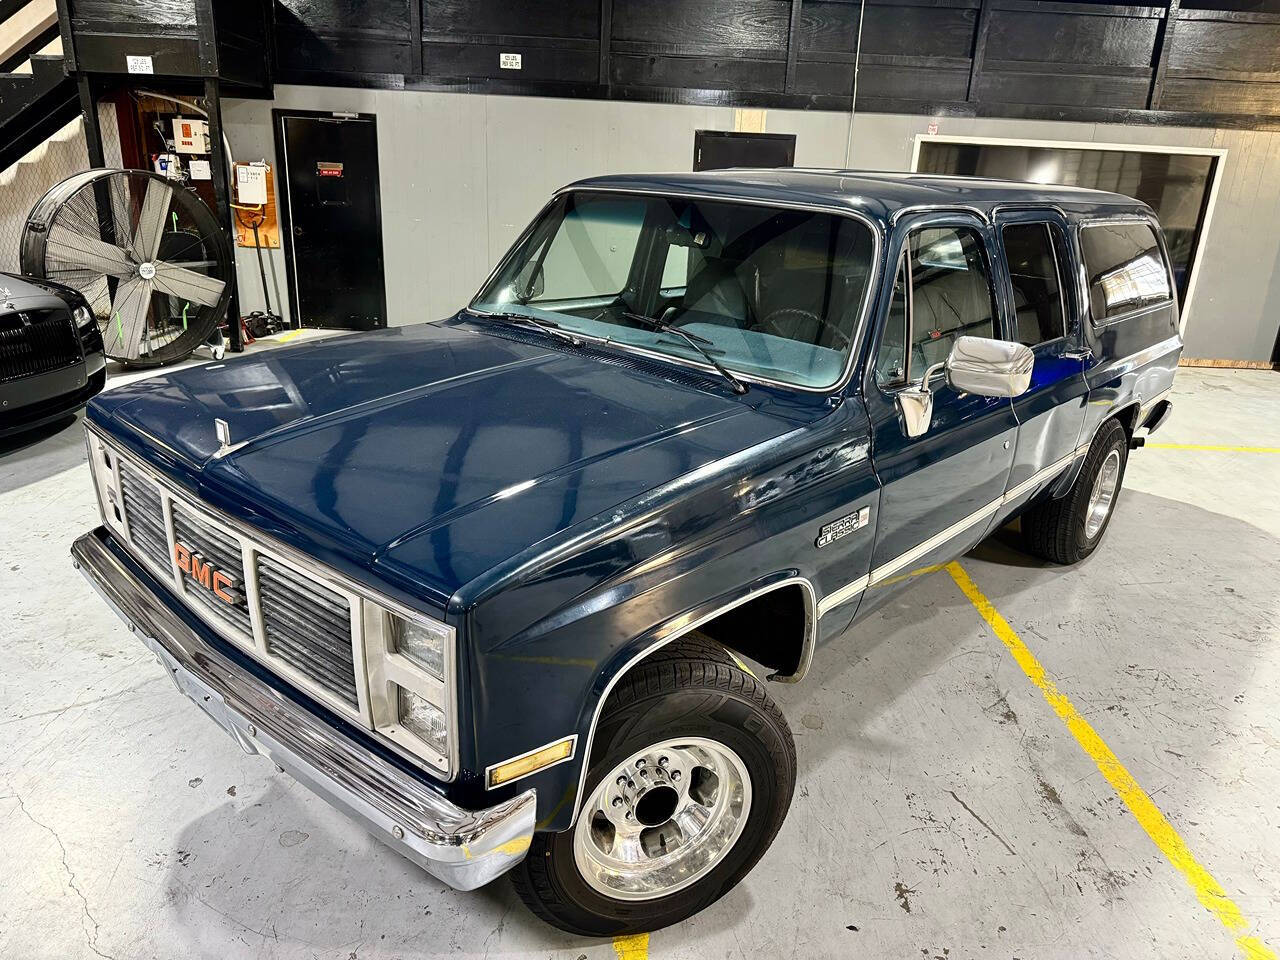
[511,637,795,936]
[1022,418,1129,564]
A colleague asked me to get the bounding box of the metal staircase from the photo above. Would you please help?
[0,0,76,174]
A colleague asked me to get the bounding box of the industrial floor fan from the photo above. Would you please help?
[21,169,233,366]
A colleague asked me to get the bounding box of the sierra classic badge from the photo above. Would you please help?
[172,542,240,604]
[815,506,871,548]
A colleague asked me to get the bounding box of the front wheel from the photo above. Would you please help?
[1021,418,1129,564]
[510,637,796,936]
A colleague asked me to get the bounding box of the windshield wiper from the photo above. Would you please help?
[615,310,747,395]
[468,307,583,347]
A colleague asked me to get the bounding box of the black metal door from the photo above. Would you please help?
[277,112,387,330]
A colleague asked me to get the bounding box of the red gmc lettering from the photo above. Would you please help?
[190,554,212,589]
[212,570,235,604]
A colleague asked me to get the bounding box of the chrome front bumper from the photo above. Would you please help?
[72,528,536,891]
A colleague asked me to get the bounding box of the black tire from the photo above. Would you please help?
[510,635,796,937]
[1021,418,1129,564]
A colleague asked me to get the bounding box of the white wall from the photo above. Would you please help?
[223,87,1280,362]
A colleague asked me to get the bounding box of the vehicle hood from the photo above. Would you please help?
[1,273,80,310]
[91,319,822,607]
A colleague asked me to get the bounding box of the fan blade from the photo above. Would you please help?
[133,178,173,262]
[108,276,154,360]
[152,261,226,308]
[44,232,136,279]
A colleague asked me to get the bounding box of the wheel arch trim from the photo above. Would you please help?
[567,573,816,828]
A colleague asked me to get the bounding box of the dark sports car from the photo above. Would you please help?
[0,273,106,437]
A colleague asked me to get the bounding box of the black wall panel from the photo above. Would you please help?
[984,9,1160,67]
[612,54,787,92]
[1167,20,1280,76]
[278,0,410,37]
[799,0,978,60]
[425,42,598,83]
[62,0,1280,128]
[612,0,790,55]
[274,0,413,78]
[423,0,598,40]
[73,0,196,31]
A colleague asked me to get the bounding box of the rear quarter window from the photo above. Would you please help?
[1080,221,1171,323]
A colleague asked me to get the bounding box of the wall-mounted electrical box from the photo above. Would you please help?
[172,117,210,154]
[234,162,270,205]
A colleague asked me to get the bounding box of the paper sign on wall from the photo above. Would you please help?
[235,163,269,203]
[189,159,212,180]
[126,55,154,74]
[500,53,522,70]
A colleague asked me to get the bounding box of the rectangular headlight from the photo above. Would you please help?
[363,599,456,777]
[397,685,448,756]
[390,614,447,680]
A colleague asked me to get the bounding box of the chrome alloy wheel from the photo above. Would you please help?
[1085,448,1122,539]
[573,737,752,901]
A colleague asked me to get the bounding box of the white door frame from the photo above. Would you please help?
[910,133,1228,339]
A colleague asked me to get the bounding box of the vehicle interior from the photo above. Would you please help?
[474,192,877,389]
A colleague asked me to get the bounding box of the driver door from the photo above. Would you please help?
[859,213,1017,613]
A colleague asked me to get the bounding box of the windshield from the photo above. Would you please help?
[471,191,877,390]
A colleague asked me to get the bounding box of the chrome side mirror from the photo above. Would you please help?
[946,336,1034,399]
[897,379,937,439]
[894,337,1034,439]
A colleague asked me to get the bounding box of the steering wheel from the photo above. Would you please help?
[758,308,851,351]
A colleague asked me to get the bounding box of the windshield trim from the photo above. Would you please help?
[468,186,884,395]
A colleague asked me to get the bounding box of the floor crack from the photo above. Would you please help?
[946,789,1018,857]
[8,788,116,960]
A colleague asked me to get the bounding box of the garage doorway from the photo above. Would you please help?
[274,111,387,330]
[912,135,1225,336]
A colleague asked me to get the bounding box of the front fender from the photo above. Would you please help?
[459,406,876,832]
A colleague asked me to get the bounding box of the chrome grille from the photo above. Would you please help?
[118,460,169,574]
[171,501,253,639]
[88,426,458,778]
[257,556,358,706]
[97,441,364,718]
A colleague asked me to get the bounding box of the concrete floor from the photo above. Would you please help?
[2,365,1277,959]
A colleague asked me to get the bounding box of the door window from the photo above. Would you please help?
[1001,223,1067,346]
[1080,221,1171,322]
[876,226,997,385]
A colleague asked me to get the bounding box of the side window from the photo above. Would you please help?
[1080,221,1171,322]
[1002,223,1067,346]
[536,196,645,301]
[876,226,997,385]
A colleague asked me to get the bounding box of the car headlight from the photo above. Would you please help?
[73,304,95,329]
[364,603,455,776]
[390,614,447,680]
[397,686,448,755]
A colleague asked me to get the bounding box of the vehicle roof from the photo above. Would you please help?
[562,169,1151,225]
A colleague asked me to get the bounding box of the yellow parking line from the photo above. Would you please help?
[613,933,649,959]
[1146,442,1280,453]
[946,561,1274,960]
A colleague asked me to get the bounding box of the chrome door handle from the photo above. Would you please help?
[1064,349,1091,360]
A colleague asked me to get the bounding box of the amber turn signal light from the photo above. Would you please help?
[487,737,576,788]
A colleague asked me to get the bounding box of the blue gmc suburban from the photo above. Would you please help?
[74,171,1180,936]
